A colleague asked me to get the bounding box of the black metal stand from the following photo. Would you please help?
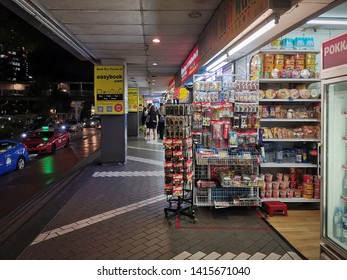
[164,190,196,224]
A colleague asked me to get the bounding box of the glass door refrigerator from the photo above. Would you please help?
[320,32,347,260]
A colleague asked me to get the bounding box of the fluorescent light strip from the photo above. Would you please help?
[208,61,228,73]
[228,19,276,56]
[206,54,228,71]
[307,19,347,25]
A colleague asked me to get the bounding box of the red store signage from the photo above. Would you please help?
[168,79,175,90]
[180,44,199,84]
[322,32,347,70]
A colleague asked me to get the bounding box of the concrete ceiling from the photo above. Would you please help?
[2,0,346,99]
[4,0,223,97]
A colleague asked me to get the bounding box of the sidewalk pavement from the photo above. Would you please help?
[18,138,303,260]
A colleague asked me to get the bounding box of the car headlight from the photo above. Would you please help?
[38,142,49,147]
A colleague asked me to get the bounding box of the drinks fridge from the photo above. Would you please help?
[320,32,347,260]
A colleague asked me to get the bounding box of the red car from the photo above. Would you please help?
[23,127,70,154]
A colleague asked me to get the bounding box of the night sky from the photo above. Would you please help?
[0,3,94,82]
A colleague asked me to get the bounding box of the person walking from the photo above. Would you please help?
[140,107,148,139]
[147,105,158,140]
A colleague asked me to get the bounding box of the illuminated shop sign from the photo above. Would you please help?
[322,32,347,69]
[180,45,199,84]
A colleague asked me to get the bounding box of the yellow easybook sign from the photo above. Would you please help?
[128,88,138,113]
[94,65,124,115]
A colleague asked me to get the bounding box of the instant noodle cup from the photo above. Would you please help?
[294,189,301,198]
[314,182,320,190]
[303,194,313,199]
[260,189,265,199]
[280,190,287,198]
[306,65,316,71]
[295,54,305,60]
[287,189,294,198]
[273,190,279,199]
[290,168,297,174]
[306,53,316,59]
[265,182,272,190]
[272,181,279,190]
[265,190,272,198]
[289,173,297,181]
[276,173,283,181]
[289,181,297,188]
[265,173,273,182]
[264,65,274,71]
[303,174,313,183]
[283,174,290,181]
[279,181,288,190]
[304,189,314,195]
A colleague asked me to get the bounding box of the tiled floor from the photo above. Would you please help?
[17,137,303,260]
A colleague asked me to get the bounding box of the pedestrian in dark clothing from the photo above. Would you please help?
[147,105,158,140]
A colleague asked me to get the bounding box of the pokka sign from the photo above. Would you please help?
[94,65,124,115]
[322,32,347,70]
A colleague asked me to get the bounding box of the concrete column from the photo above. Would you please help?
[98,61,128,164]
[127,112,138,137]
[100,114,127,163]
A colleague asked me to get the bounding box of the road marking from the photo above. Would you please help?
[127,146,164,152]
[92,170,163,177]
[30,194,165,246]
[127,156,163,166]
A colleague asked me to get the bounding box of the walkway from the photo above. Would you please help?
[18,138,303,260]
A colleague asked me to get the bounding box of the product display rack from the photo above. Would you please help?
[163,104,196,224]
[192,74,262,208]
[255,49,322,202]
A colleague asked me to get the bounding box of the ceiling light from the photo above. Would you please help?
[307,18,347,25]
[206,54,228,72]
[189,11,201,18]
[228,19,277,57]
[152,38,161,43]
[152,63,158,66]
[208,61,229,73]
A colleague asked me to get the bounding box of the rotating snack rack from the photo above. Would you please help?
[163,104,196,224]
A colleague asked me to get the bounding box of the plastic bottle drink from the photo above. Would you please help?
[342,171,347,200]
[275,143,283,164]
[342,212,347,244]
[333,207,343,241]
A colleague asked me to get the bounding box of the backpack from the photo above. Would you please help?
[149,111,157,123]
[145,113,150,123]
